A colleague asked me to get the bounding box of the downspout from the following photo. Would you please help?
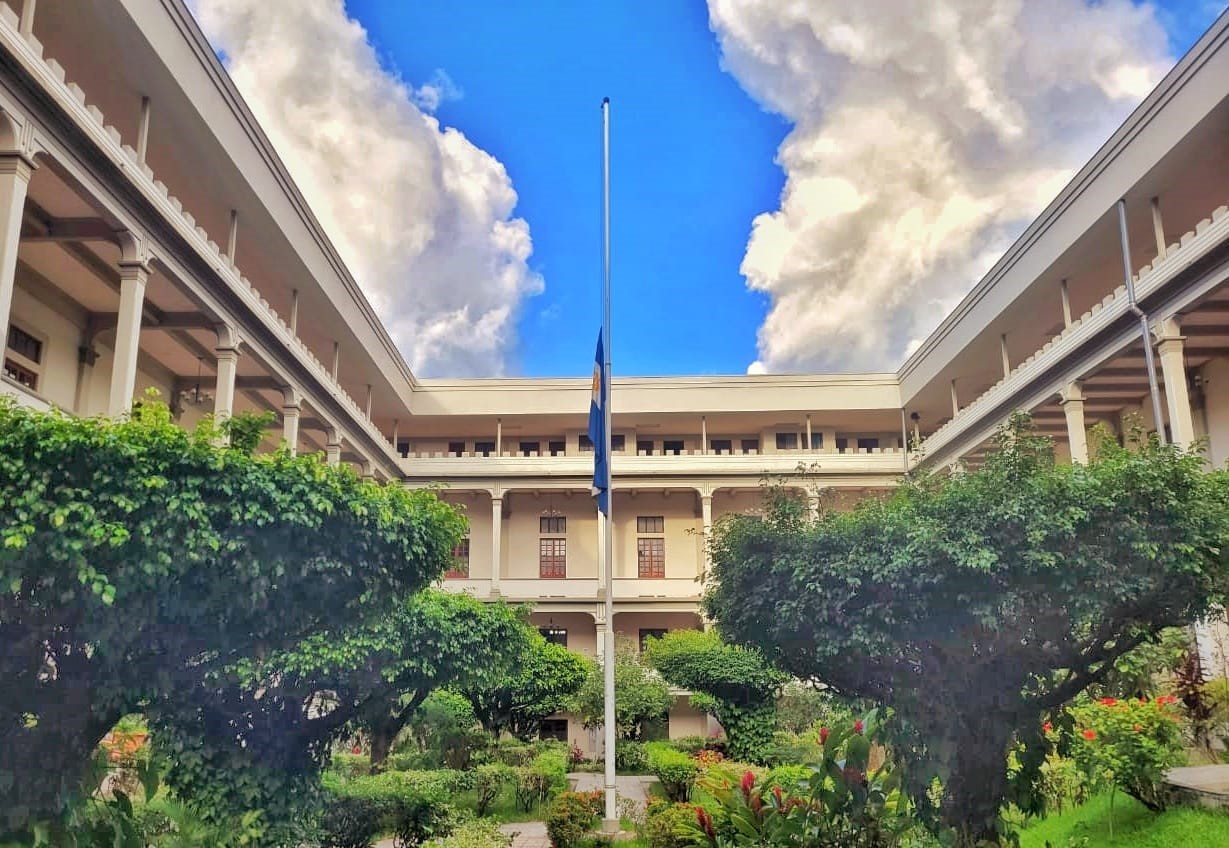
[1116,199,1166,444]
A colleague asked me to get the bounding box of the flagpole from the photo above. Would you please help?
[600,95,617,831]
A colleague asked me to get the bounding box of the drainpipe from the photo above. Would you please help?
[1116,199,1166,444]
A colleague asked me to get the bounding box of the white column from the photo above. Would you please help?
[107,258,149,418]
[804,415,812,451]
[281,387,301,456]
[365,384,372,420]
[1156,317,1196,450]
[18,0,36,37]
[700,493,713,578]
[136,96,151,164]
[325,427,342,467]
[0,154,34,351]
[226,209,238,265]
[1000,334,1011,379]
[1151,197,1166,261]
[392,418,400,453]
[212,325,239,426]
[1060,381,1088,465]
[1060,279,1072,329]
[496,418,502,455]
[360,459,374,481]
[490,495,503,595]
[950,379,960,418]
[289,289,299,335]
[701,415,708,454]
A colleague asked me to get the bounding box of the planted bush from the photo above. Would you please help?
[645,742,698,803]
[1069,695,1185,811]
[473,763,515,817]
[426,819,512,848]
[321,771,455,848]
[545,790,603,848]
[615,740,648,773]
[643,799,696,848]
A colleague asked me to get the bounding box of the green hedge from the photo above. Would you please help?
[645,743,697,803]
[643,799,697,848]
[545,791,603,848]
[319,771,455,848]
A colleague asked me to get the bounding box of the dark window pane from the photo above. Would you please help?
[539,627,568,646]
[6,326,41,363]
[637,537,665,578]
[741,439,760,454]
[446,538,470,578]
[448,441,465,457]
[636,516,664,533]
[775,432,798,450]
[639,628,667,652]
[549,441,566,456]
[475,441,495,456]
[857,438,879,451]
[637,440,654,455]
[540,516,566,534]
[710,439,732,454]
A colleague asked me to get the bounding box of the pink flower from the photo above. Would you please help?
[1043,722,1053,734]
[853,719,864,735]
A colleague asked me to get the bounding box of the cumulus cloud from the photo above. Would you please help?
[709,0,1173,374]
[192,0,542,376]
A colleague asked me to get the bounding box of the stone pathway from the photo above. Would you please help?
[568,772,655,812]
[1167,764,1229,808]
[498,820,549,848]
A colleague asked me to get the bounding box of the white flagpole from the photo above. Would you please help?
[600,95,617,831]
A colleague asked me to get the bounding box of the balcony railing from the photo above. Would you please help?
[438,576,702,602]
[402,448,907,477]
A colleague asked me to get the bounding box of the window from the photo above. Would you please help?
[637,439,654,456]
[740,439,760,454]
[519,441,540,456]
[835,438,848,452]
[540,516,566,534]
[445,538,470,578]
[612,434,626,453]
[539,626,568,646]
[857,438,879,451]
[548,440,566,456]
[639,628,667,652]
[579,434,594,452]
[540,719,569,742]
[448,441,465,457]
[775,432,798,450]
[5,325,42,392]
[539,539,566,577]
[396,438,411,458]
[710,439,731,455]
[638,539,665,578]
[637,516,665,533]
[475,440,495,457]
[810,432,823,449]
[663,440,684,455]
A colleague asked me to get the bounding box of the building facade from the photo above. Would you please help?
[1,2,1228,749]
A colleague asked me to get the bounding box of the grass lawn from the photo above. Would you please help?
[1018,793,1229,847]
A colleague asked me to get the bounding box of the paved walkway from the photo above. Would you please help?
[1167,764,1229,808]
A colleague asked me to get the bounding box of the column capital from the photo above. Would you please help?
[0,151,37,179]
[215,323,242,354]
[116,230,152,271]
[1154,316,1184,347]
[281,384,303,410]
[1058,381,1084,406]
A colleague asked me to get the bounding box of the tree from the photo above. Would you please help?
[0,398,465,833]
[462,633,590,741]
[705,415,1229,846]
[572,637,672,740]
[643,629,785,762]
[233,590,531,767]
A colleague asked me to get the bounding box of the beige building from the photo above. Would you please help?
[1,2,1228,748]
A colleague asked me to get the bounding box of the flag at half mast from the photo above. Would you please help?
[588,330,609,516]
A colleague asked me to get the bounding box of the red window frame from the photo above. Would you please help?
[539,537,567,578]
[637,537,665,578]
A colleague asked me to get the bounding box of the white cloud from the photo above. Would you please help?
[191,0,542,376]
[708,0,1173,373]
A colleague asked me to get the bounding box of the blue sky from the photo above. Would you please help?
[346,0,787,377]
[198,1,1227,379]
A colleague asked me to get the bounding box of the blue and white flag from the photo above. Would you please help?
[588,330,609,516]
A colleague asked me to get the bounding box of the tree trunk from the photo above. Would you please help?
[941,715,1016,847]
[370,727,395,769]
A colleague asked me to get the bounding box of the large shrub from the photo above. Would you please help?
[320,771,455,848]
[473,763,515,817]
[545,790,603,848]
[1069,695,1186,811]
[644,630,785,763]
[643,799,697,848]
[0,398,466,836]
[615,740,648,773]
[645,742,698,803]
[706,416,1229,845]
[572,639,672,740]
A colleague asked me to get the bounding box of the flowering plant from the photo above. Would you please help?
[1068,694,1185,812]
[684,710,910,847]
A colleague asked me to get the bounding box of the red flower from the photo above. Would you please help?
[819,726,830,744]
[1082,729,1096,740]
[740,770,755,799]
[853,719,864,735]
[751,794,763,814]
[351,745,361,755]
[1042,722,1053,734]
[695,807,716,839]
[1099,697,1117,706]
[773,786,784,806]
[1133,724,1143,732]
